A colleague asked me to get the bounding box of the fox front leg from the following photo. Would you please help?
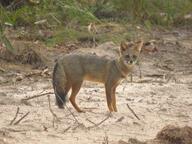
[105,82,114,112]
[69,81,85,113]
[111,85,118,112]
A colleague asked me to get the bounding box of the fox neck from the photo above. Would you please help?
[115,57,134,78]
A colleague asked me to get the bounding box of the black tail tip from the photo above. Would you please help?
[54,88,67,109]
[56,101,64,109]
[58,104,64,109]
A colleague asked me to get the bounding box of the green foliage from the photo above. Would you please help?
[110,0,192,26]
[59,2,99,24]
[0,0,192,47]
[0,5,36,25]
[0,24,15,53]
[1,0,192,27]
[45,27,91,46]
[0,0,99,26]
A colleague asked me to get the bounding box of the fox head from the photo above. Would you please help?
[119,40,143,66]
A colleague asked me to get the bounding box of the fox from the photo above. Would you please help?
[52,40,144,112]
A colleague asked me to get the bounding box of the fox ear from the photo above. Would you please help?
[120,41,133,51]
[135,40,144,52]
[120,41,128,52]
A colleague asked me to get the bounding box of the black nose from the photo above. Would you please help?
[130,60,133,64]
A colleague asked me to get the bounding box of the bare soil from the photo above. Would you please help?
[0,28,192,144]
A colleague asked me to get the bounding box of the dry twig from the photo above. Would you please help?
[14,69,51,82]
[86,118,96,125]
[47,95,58,119]
[63,126,71,133]
[25,69,50,77]
[21,92,54,101]
[65,104,80,124]
[126,103,140,120]
[88,114,110,129]
[9,107,20,125]
[47,95,59,127]
[116,116,124,122]
[55,94,80,124]
[13,111,30,125]
[145,74,165,78]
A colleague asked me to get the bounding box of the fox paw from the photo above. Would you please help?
[78,110,85,113]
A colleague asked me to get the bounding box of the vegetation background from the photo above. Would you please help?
[0,1,192,144]
[1,0,192,50]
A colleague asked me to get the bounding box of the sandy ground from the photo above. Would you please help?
[0,30,192,144]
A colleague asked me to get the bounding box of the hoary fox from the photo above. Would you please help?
[52,40,143,112]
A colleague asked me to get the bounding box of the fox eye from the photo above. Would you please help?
[132,55,137,60]
[125,55,130,59]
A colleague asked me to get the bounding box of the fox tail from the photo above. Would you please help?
[52,62,68,108]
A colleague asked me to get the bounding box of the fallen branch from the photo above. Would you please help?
[9,107,20,125]
[63,126,71,133]
[72,123,86,131]
[86,118,96,125]
[116,116,124,122]
[47,95,58,119]
[14,111,30,125]
[21,92,54,101]
[47,95,59,127]
[24,68,50,78]
[55,94,80,124]
[65,104,80,124]
[88,114,110,129]
[126,103,140,120]
[14,69,51,82]
[145,74,165,78]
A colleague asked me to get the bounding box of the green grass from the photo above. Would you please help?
[0,0,99,27]
[45,27,91,46]
[111,0,192,26]
[1,0,191,26]
[0,24,15,53]
[0,0,192,47]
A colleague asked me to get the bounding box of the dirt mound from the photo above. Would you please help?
[73,41,119,59]
[0,41,47,68]
[126,125,192,144]
[155,125,192,144]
